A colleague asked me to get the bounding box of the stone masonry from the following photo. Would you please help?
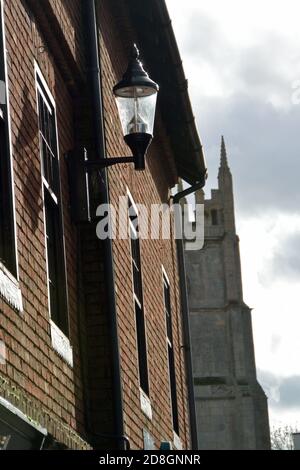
[185,137,271,449]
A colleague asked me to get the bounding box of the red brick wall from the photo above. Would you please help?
[99,1,190,449]
[0,0,191,450]
[1,0,86,446]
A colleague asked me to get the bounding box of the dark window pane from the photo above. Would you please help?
[0,120,15,272]
[129,203,143,304]
[37,83,58,194]
[211,209,218,226]
[135,302,149,395]
[164,281,172,341]
[129,197,149,395]
[45,193,68,335]
[131,235,142,304]
[37,75,68,337]
[168,344,179,434]
[164,275,179,434]
[0,11,16,275]
[45,196,58,321]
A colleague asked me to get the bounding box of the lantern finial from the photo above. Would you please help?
[132,44,139,60]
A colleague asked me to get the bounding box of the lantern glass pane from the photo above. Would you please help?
[115,87,157,137]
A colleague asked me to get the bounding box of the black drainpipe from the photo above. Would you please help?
[172,175,206,450]
[82,0,126,450]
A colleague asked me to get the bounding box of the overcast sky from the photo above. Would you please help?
[166,0,300,429]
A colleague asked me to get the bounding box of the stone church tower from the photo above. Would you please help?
[185,137,270,449]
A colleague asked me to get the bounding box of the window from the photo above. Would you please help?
[128,196,149,395]
[211,209,218,226]
[0,399,46,450]
[163,272,179,434]
[36,69,69,337]
[0,6,16,276]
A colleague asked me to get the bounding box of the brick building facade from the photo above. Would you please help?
[0,0,206,450]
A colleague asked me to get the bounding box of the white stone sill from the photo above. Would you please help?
[0,262,23,312]
[140,389,152,421]
[50,320,73,367]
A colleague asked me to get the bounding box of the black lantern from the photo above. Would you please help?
[67,45,159,223]
[113,44,159,170]
[82,45,158,172]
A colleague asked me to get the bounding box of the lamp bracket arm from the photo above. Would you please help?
[84,156,135,170]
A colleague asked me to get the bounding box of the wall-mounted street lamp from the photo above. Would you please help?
[67,45,159,223]
[85,44,159,172]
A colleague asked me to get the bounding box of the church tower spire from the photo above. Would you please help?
[218,135,232,185]
[220,135,229,169]
[218,135,235,232]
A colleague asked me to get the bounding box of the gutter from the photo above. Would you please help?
[153,0,207,184]
[172,174,206,450]
[160,5,207,444]
[123,0,207,184]
[82,0,126,450]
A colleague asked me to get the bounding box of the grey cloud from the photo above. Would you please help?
[279,378,300,410]
[258,369,300,411]
[169,6,300,216]
[179,12,229,63]
[236,35,295,99]
[198,93,300,216]
[261,231,300,283]
[271,334,282,354]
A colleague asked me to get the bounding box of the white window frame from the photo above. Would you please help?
[127,189,152,417]
[162,265,180,437]
[0,0,22,312]
[35,62,72,367]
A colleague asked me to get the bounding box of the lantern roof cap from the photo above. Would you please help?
[113,44,159,96]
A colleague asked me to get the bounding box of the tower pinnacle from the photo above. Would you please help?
[220,135,229,170]
[218,135,232,184]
